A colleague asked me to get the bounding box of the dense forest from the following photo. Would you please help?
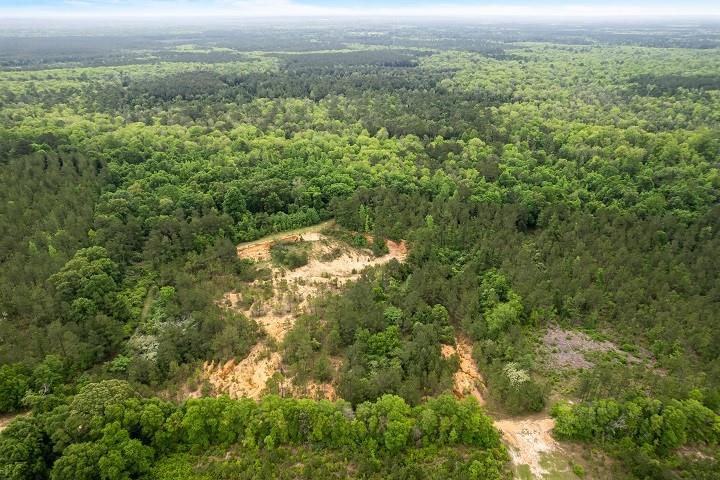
[1,20,719,479]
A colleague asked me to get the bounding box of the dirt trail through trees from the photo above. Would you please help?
[441,336,562,479]
[203,224,407,400]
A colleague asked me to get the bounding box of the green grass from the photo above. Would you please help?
[539,453,576,479]
[516,464,533,480]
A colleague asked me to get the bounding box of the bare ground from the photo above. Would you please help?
[494,415,560,479]
[485,327,614,478]
[203,344,283,399]
[441,337,486,405]
[491,326,651,478]
[235,221,335,262]
[543,325,642,370]
[440,337,563,479]
[207,228,596,479]
[202,224,407,400]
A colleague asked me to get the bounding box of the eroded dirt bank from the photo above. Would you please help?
[442,336,486,405]
[203,224,407,400]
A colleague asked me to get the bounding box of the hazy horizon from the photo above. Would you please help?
[1,0,719,20]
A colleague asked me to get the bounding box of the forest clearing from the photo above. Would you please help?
[202,224,408,399]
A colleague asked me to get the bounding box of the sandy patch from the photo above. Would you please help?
[237,234,305,262]
[494,415,560,478]
[442,337,486,405]
[282,238,407,291]
[205,224,408,400]
[203,343,283,399]
[237,242,272,262]
[236,221,334,262]
[438,334,563,478]
[232,236,407,345]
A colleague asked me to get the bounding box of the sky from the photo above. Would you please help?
[1,0,719,19]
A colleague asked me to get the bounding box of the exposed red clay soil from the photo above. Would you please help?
[203,344,283,399]
[201,224,407,400]
[442,337,486,405]
[237,234,304,262]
